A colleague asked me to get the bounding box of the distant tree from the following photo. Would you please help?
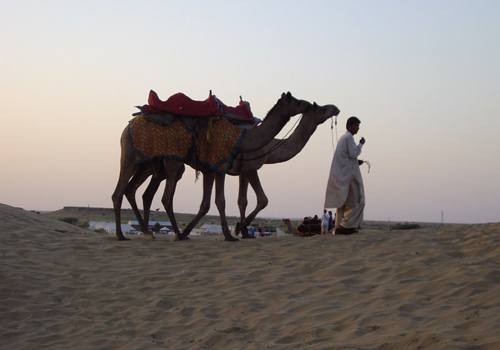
[59,217,78,225]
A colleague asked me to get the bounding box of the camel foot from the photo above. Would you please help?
[117,236,130,241]
[224,236,239,242]
[176,234,190,241]
[240,225,249,236]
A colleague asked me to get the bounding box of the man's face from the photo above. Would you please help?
[348,123,360,135]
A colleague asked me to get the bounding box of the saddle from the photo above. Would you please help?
[127,90,257,174]
[136,90,260,127]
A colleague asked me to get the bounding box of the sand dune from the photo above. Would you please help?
[1,203,499,349]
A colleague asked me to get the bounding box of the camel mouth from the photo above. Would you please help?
[328,105,340,116]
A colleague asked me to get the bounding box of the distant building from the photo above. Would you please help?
[254,227,286,237]
[88,221,175,235]
[127,221,173,234]
[199,224,235,235]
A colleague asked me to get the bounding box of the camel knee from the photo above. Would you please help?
[161,197,173,211]
[124,190,136,204]
[237,195,248,207]
[256,197,269,211]
[111,192,122,208]
[215,197,226,212]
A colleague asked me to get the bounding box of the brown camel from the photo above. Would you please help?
[128,103,339,240]
[112,92,312,241]
[230,103,340,237]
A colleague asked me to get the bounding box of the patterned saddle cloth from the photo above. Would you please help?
[128,115,245,174]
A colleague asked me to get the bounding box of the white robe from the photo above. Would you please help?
[324,131,365,209]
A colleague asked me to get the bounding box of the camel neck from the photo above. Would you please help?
[237,111,292,153]
[265,115,318,164]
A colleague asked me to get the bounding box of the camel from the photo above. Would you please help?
[282,218,297,235]
[112,92,312,241]
[229,103,340,237]
[282,218,322,237]
[126,103,340,240]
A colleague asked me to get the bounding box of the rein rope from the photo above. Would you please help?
[330,115,338,154]
[234,114,304,162]
[364,160,371,173]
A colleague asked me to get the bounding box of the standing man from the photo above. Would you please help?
[328,210,334,234]
[324,116,366,234]
[321,209,329,235]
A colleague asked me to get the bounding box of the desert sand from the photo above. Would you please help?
[1,202,499,349]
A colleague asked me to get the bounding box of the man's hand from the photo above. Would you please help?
[360,137,365,145]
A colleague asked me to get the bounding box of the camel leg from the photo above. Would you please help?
[142,165,166,224]
[112,127,144,241]
[180,171,215,240]
[240,170,268,238]
[111,163,138,241]
[124,162,159,236]
[235,175,250,236]
[214,172,238,242]
[161,159,185,240]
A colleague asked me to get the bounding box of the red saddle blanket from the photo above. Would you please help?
[140,90,254,122]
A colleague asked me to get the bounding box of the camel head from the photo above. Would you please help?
[265,92,311,118]
[305,102,340,125]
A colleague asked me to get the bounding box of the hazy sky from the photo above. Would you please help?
[1,1,499,224]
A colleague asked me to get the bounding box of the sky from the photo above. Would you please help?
[1,0,499,224]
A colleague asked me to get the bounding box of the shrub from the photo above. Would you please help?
[78,221,89,228]
[59,217,79,225]
[392,222,421,230]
